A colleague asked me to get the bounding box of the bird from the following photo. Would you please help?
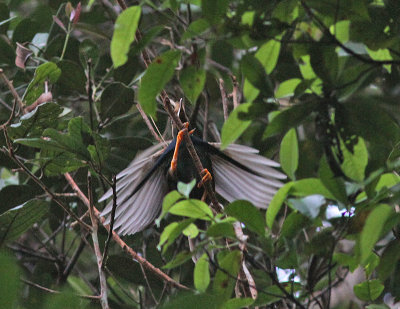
[100,113,286,235]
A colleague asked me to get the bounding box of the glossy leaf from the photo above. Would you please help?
[255,39,281,74]
[110,6,141,68]
[266,183,292,228]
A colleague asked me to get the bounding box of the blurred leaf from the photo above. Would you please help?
[255,39,281,74]
[280,128,298,180]
[56,60,86,94]
[0,185,37,214]
[206,222,236,238]
[180,67,206,104]
[177,179,196,199]
[288,195,325,219]
[160,292,223,309]
[213,250,242,300]
[181,19,210,41]
[318,155,347,204]
[194,254,210,292]
[67,276,92,296]
[159,219,195,251]
[360,204,392,265]
[290,178,335,200]
[0,36,15,65]
[341,137,368,182]
[79,39,99,68]
[0,199,50,242]
[44,290,88,309]
[275,78,301,98]
[182,223,199,238]
[12,18,39,43]
[309,42,338,85]
[264,101,318,137]
[354,279,384,301]
[240,54,273,97]
[224,297,254,309]
[169,199,213,220]
[100,82,135,119]
[202,0,228,25]
[225,200,265,236]
[158,190,183,221]
[138,50,181,117]
[110,6,141,68]
[163,250,193,269]
[281,212,311,238]
[377,240,400,281]
[23,62,61,106]
[266,183,292,228]
[221,102,252,149]
[8,102,63,139]
[0,251,20,308]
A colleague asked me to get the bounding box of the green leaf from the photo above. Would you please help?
[341,137,368,182]
[182,223,199,238]
[213,250,242,300]
[243,79,259,102]
[220,102,252,149]
[255,39,281,74]
[100,82,135,119]
[275,78,301,98]
[223,297,254,309]
[158,191,183,222]
[225,200,265,236]
[0,252,20,309]
[23,62,61,106]
[206,221,236,238]
[290,178,336,200]
[280,128,298,180]
[8,102,63,139]
[169,199,213,220]
[202,0,228,25]
[181,19,210,41]
[159,219,195,252]
[110,6,141,68]
[288,195,325,219]
[377,240,400,281]
[177,179,196,199]
[180,67,206,104]
[354,279,384,301]
[264,101,318,137]
[0,185,37,214]
[194,254,210,292]
[366,47,392,72]
[0,199,50,242]
[163,250,193,269]
[56,60,86,94]
[240,54,273,96]
[360,204,392,265]
[281,212,311,238]
[138,50,181,117]
[318,155,348,204]
[266,183,292,228]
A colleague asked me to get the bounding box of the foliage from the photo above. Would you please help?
[1,0,400,308]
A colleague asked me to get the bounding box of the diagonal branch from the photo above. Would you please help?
[64,172,189,290]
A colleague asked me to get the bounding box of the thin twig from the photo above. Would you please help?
[21,278,101,300]
[61,236,87,283]
[88,173,110,309]
[231,75,239,108]
[101,174,117,268]
[87,59,94,131]
[64,172,189,290]
[219,78,229,121]
[0,69,25,112]
[2,129,92,231]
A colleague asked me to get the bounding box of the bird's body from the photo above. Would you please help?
[100,135,286,235]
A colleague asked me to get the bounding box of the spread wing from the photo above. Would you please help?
[209,143,286,209]
[100,142,172,235]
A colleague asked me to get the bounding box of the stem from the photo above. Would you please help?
[60,22,72,61]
